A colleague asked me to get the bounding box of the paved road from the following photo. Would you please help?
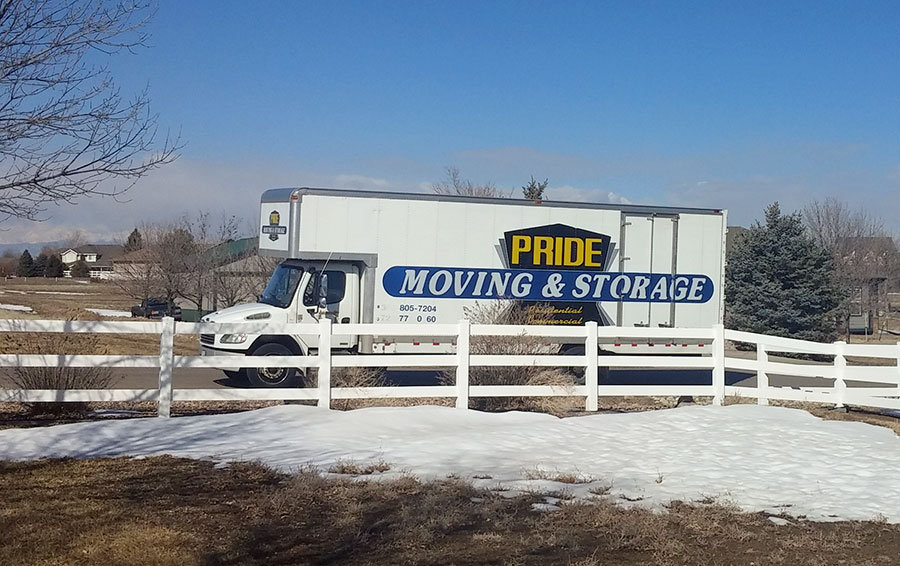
[1,363,882,392]
[0,366,844,391]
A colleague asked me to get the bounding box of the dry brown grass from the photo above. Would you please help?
[327,458,391,475]
[524,467,593,484]
[438,301,583,415]
[2,456,900,566]
[0,279,198,355]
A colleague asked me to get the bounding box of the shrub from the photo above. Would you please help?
[70,259,90,278]
[441,301,578,414]
[305,366,389,410]
[3,312,117,415]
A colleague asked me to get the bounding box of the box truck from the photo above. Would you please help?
[200,188,727,387]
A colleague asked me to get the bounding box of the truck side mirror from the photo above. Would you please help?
[318,272,329,311]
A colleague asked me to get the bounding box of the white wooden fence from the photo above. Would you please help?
[1,318,899,417]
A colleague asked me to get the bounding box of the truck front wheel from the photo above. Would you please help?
[246,343,302,388]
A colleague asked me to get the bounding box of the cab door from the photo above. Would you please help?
[301,265,360,349]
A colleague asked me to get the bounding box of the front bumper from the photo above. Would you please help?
[200,344,249,370]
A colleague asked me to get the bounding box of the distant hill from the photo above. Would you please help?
[0,240,68,257]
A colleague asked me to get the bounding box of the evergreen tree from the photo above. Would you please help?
[32,252,48,277]
[17,249,34,277]
[124,228,143,253]
[726,203,843,343]
[70,259,90,278]
[44,254,64,278]
[522,176,549,200]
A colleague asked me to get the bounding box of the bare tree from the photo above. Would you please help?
[0,0,179,222]
[180,212,243,312]
[0,250,15,276]
[110,221,161,301]
[63,230,89,250]
[153,223,195,305]
[113,214,256,313]
[804,198,886,252]
[803,198,900,330]
[212,251,278,309]
[112,220,191,303]
[431,167,509,198]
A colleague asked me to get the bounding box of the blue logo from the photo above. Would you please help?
[383,266,714,303]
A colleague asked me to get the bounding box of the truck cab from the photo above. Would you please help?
[200,253,376,387]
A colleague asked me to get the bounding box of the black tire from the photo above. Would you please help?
[246,343,302,388]
[223,369,247,383]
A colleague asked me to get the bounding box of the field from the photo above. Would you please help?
[0,277,198,355]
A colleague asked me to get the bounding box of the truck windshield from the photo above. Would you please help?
[259,264,304,308]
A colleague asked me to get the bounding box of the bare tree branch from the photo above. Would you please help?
[431,166,509,198]
[0,0,179,222]
[803,198,900,328]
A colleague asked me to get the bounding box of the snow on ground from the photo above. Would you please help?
[0,404,898,523]
[0,303,32,312]
[33,291,89,296]
[85,308,131,317]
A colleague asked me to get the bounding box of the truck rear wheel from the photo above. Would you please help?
[246,343,302,388]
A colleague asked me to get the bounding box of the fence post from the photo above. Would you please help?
[157,316,175,418]
[317,317,332,409]
[756,343,768,406]
[585,321,599,412]
[896,342,900,398]
[834,340,847,408]
[712,324,725,406]
[456,319,470,409]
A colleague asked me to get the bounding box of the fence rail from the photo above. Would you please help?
[1,318,899,417]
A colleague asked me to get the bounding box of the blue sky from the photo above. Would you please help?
[5,0,900,244]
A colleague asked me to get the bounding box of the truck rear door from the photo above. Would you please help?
[618,214,677,327]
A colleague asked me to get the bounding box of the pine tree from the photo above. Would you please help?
[16,249,34,277]
[32,252,48,277]
[124,228,143,253]
[70,259,90,278]
[726,203,843,343]
[44,254,64,278]
[522,176,549,200]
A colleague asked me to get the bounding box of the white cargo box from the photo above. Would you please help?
[259,188,726,335]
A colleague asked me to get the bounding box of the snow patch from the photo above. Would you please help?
[86,308,131,318]
[33,291,89,296]
[0,303,32,312]
[0,405,898,523]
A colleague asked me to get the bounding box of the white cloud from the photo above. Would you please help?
[548,185,632,205]
[333,174,390,188]
[0,160,418,244]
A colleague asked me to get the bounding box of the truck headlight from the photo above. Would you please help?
[220,334,248,344]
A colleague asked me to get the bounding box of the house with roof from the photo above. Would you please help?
[60,244,125,279]
[838,236,900,334]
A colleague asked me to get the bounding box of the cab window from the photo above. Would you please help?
[303,270,346,307]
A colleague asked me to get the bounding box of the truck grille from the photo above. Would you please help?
[200,334,215,345]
